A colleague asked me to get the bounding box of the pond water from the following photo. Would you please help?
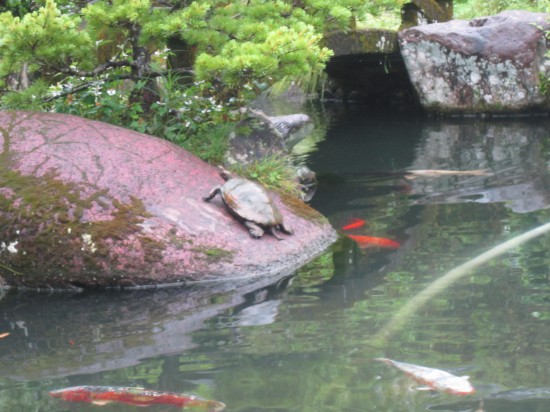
[1,108,549,411]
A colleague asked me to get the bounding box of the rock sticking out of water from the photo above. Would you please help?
[0,111,336,290]
[399,10,550,116]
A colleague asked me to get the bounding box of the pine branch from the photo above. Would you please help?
[51,60,134,77]
[42,67,195,102]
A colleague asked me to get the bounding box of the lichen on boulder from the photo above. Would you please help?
[399,10,550,115]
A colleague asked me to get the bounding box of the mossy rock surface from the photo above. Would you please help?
[324,29,399,56]
[0,111,337,290]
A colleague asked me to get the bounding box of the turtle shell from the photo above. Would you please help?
[220,178,283,227]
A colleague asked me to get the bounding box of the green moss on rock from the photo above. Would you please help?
[0,166,161,287]
[192,245,235,264]
[280,193,328,225]
[324,29,399,57]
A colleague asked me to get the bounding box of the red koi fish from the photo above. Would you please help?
[347,234,400,249]
[49,386,225,410]
[341,218,366,231]
[375,358,475,396]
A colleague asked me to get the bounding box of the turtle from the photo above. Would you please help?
[203,167,293,239]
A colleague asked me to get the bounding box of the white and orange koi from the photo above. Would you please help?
[404,169,492,179]
[375,358,475,396]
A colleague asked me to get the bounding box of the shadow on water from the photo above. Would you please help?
[1,108,550,411]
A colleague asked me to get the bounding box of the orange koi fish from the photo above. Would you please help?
[49,386,225,410]
[375,358,475,396]
[347,234,400,249]
[341,218,366,231]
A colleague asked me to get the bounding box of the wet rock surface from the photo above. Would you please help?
[0,111,337,290]
[399,10,550,115]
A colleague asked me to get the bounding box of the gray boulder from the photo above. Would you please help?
[224,109,312,166]
[269,113,313,146]
[399,10,550,115]
[224,109,317,201]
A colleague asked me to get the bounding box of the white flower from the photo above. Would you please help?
[107,89,116,96]
[81,234,97,253]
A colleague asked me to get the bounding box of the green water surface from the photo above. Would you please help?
[0,110,549,412]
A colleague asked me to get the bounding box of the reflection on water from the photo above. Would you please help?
[408,120,550,213]
[1,111,549,411]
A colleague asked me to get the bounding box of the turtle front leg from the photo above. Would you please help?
[278,223,293,236]
[244,221,265,239]
[268,226,285,240]
[203,186,222,202]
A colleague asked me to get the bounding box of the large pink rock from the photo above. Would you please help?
[0,111,336,289]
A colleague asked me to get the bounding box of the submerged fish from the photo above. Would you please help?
[49,386,225,410]
[375,358,475,396]
[347,234,400,249]
[341,218,366,231]
[405,169,491,179]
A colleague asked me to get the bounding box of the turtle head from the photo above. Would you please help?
[217,166,233,181]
